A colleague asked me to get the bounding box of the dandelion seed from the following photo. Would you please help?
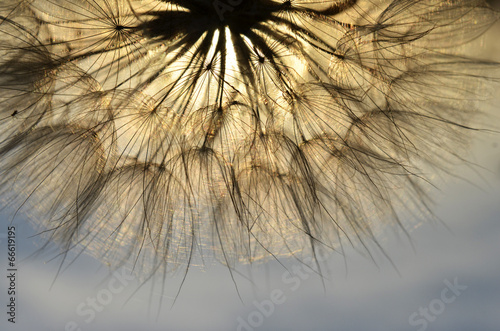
[0,0,498,285]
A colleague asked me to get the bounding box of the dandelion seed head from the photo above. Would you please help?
[0,0,498,284]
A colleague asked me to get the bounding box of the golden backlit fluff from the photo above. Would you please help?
[0,0,498,280]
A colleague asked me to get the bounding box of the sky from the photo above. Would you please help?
[1,6,500,331]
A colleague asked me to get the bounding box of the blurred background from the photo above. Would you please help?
[1,3,500,331]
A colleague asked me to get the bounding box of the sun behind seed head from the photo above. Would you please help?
[0,0,498,288]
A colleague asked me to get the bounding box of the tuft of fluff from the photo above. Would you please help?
[0,0,498,281]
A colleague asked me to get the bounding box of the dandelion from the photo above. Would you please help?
[0,0,498,282]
